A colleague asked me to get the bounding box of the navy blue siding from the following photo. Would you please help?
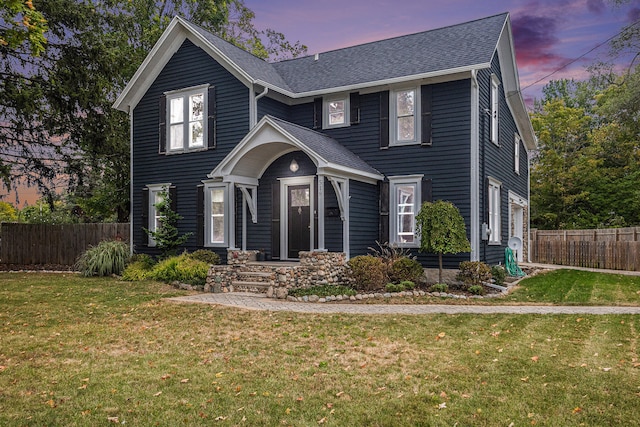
[132,39,249,257]
[478,55,530,265]
[257,96,290,122]
[348,180,378,257]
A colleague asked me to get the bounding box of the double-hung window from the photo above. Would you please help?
[389,176,422,247]
[204,182,228,246]
[391,87,420,145]
[488,178,501,244]
[324,96,349,128]
[166,85,208,152]
[146,183,170,246]
[490,75,500,145]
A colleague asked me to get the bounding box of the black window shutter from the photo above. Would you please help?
[350,92,360,125]
[169,185,178,213]
[207,86,216,149]
[379,91,390,149]
[313,97,322,129]
[141,187,149,246]
[196,185,204,247]
[421,178,432,204]
[159,94,167,154]
[421,85,432,146]
[379,181,389,243]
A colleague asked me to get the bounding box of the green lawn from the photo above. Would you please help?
[504,269,640,305]
[1,272,639,426]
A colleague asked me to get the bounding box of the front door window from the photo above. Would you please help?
[287,184,311,258]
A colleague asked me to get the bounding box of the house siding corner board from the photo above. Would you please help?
[132,39,249,255]
[478,56,530,265]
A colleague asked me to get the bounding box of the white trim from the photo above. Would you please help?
[490,74,500,146]
[327,177,350,257]
[165,85,209,153]
[514,133,521,175]
[203,181,230,248]
[129,111,134,255]
[388,175,423,248]
[508,191,527,262]
[323,95,350,129]
[317,176,325,251]
[145,183,171,247]
[470,69,480,261]
[280,176,315,260]
[487,177,501,245]
[390,86,421,146]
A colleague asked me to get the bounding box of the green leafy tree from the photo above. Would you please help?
[145,189,192,259]
[415,200,471,284]
[0,0,48,56]
[0,200,17,222]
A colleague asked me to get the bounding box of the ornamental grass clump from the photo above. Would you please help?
[75,240,129,277]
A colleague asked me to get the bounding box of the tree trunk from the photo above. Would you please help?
[438,253,443,284]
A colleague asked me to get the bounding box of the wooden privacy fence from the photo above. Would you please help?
[531,227,640,271]
[1,223,130,266]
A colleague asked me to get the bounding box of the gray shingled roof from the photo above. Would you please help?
[267,116,381,177]
[272,13,507,93]
[184,13,507,95]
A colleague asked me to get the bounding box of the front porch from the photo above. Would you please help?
[205,249,349,298]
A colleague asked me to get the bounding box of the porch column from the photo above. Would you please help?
[317,175,325,250]
[228,183,236,249]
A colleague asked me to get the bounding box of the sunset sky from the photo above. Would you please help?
[246,0,640,104]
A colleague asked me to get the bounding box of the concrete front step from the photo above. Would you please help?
[231,281,273,293]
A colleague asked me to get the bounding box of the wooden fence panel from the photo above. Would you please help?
[531,236,640,271]
[0,223,130,266]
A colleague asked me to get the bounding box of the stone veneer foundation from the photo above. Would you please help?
[205,250,348,298]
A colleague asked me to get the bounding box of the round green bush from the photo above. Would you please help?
[491,265,506,286]
[151,254,209,286]
[122,261,153,281]
[129,253,156,269]
[388,257,424,284]
[347,255,386,292]
[187,249,221,265]
[457,261,492,288]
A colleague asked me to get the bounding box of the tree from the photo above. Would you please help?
[145,189,192,259]
[415,200,471,284]
[0,200,17,222]
[0,0,48,56]
[1,0,306,222]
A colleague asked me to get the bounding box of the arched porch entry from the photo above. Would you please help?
[208,115,382,260]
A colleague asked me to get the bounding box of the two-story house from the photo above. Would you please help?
[114,12,536,269]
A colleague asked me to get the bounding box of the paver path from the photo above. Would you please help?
[168,293,640,315]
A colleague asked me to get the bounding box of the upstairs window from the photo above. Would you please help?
[490,75,500,145]
[391,87,420,145]
[323,97,349,128]
[160,84,215,154]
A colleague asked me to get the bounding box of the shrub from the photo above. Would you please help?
[128,253,156,269]
[385,283,404,293]
[122,261,153,281]
[289,285,356,298]
[347,255,386,292]
[388,257,424,284]
[491,265,506,286]
[368,241,415,269]
[399,280,416,290]
[151,254,209,286]
[468,285,485,295]
[456,261,492,288]
[187,249,221,265]
[75,240,129,277]
[430,283,449,293]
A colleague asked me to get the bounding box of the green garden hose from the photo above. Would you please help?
[505,247,525,277]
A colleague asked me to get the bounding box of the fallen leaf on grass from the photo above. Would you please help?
[215,416,227,421]
[107,416,119,423]
[180,378,189,383]
[602,367,612,372]
[438,402,447,409]
[531,356,539,362]
[318,417,327,424]
[153,391,162,397]
[572,407,582,414]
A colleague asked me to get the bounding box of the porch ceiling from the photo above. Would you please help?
[208,115,383,185]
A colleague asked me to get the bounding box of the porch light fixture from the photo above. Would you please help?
[289,158,299,173]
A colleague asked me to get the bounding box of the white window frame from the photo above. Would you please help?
[146,183,171,247]
[514,134,521,175]
[166,84,208,153]
[388,175,423,247]
[390,86,421,146]
[488,177,501,245]
[490,75,500,146]
[323,95,349,129]
[204,182,229,247]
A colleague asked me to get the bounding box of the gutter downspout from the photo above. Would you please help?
[251,86,269,127]
[470,69,480,261]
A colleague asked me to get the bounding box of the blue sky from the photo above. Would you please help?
[245,0,640,104]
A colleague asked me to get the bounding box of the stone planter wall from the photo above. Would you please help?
[205,250,349,297]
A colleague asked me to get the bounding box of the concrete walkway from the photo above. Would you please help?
[167,292,640,315]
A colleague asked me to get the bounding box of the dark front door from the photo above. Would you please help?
[287,184,311,258]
